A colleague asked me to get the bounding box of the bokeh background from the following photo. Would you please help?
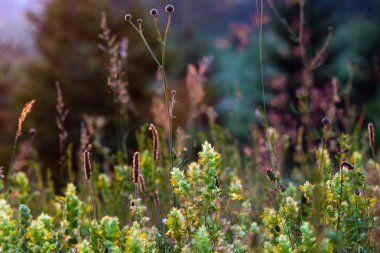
[1,0,379,187]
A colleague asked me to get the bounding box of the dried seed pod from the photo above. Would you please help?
[124,14,132,21]
[274,224,281,233]
[133,152,140,183]
[165,4,174,13]
[279,184,287,192]
[322,116,329,125]
[29,128,37,136]
[340,161,354,170]
[368,123,375,148]
[150,8,158,17]
[83,149,92,180]
[266,169,277,182]
[139,173,145,194]
[149,124,159,162]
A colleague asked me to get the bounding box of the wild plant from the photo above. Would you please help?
[125,4,176,174]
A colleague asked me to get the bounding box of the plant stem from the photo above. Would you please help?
[88,179,98,221]
[5,136,19,198]
[336,166,343,231]
[258,0,268,128]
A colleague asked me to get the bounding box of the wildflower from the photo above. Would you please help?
[229,179,243,201]
[326,189,333,203]
[192,226,210,253]
[166,208,185,242]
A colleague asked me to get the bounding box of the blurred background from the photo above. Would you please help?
[0,0,379,187]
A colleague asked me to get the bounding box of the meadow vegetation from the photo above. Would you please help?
[0,2,379,252]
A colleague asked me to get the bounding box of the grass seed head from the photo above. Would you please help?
[17,100,36,139]
[368,123,375,148]
[133,152,140,183]
[149,123,159,162]
[83,150,92,180]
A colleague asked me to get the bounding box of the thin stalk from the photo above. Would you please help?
[5,137,19,197]
[336,166,343,231]
[267,0,297,39]
[309,31,333,70]
[128,21,161,68]
[258,0,268,128]
[88,179,98,221]
[161,14,175,172]
[370,147,377,176]
[152,162,157,225]
[318,126,327,177]
[134,182,138,199]
[299,0,306,66]
[153,17,163,42]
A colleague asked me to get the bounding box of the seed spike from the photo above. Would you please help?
[133,152,141,183]
[83,149,92,180]
[149,124,160,162]
[368,123,375,148]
